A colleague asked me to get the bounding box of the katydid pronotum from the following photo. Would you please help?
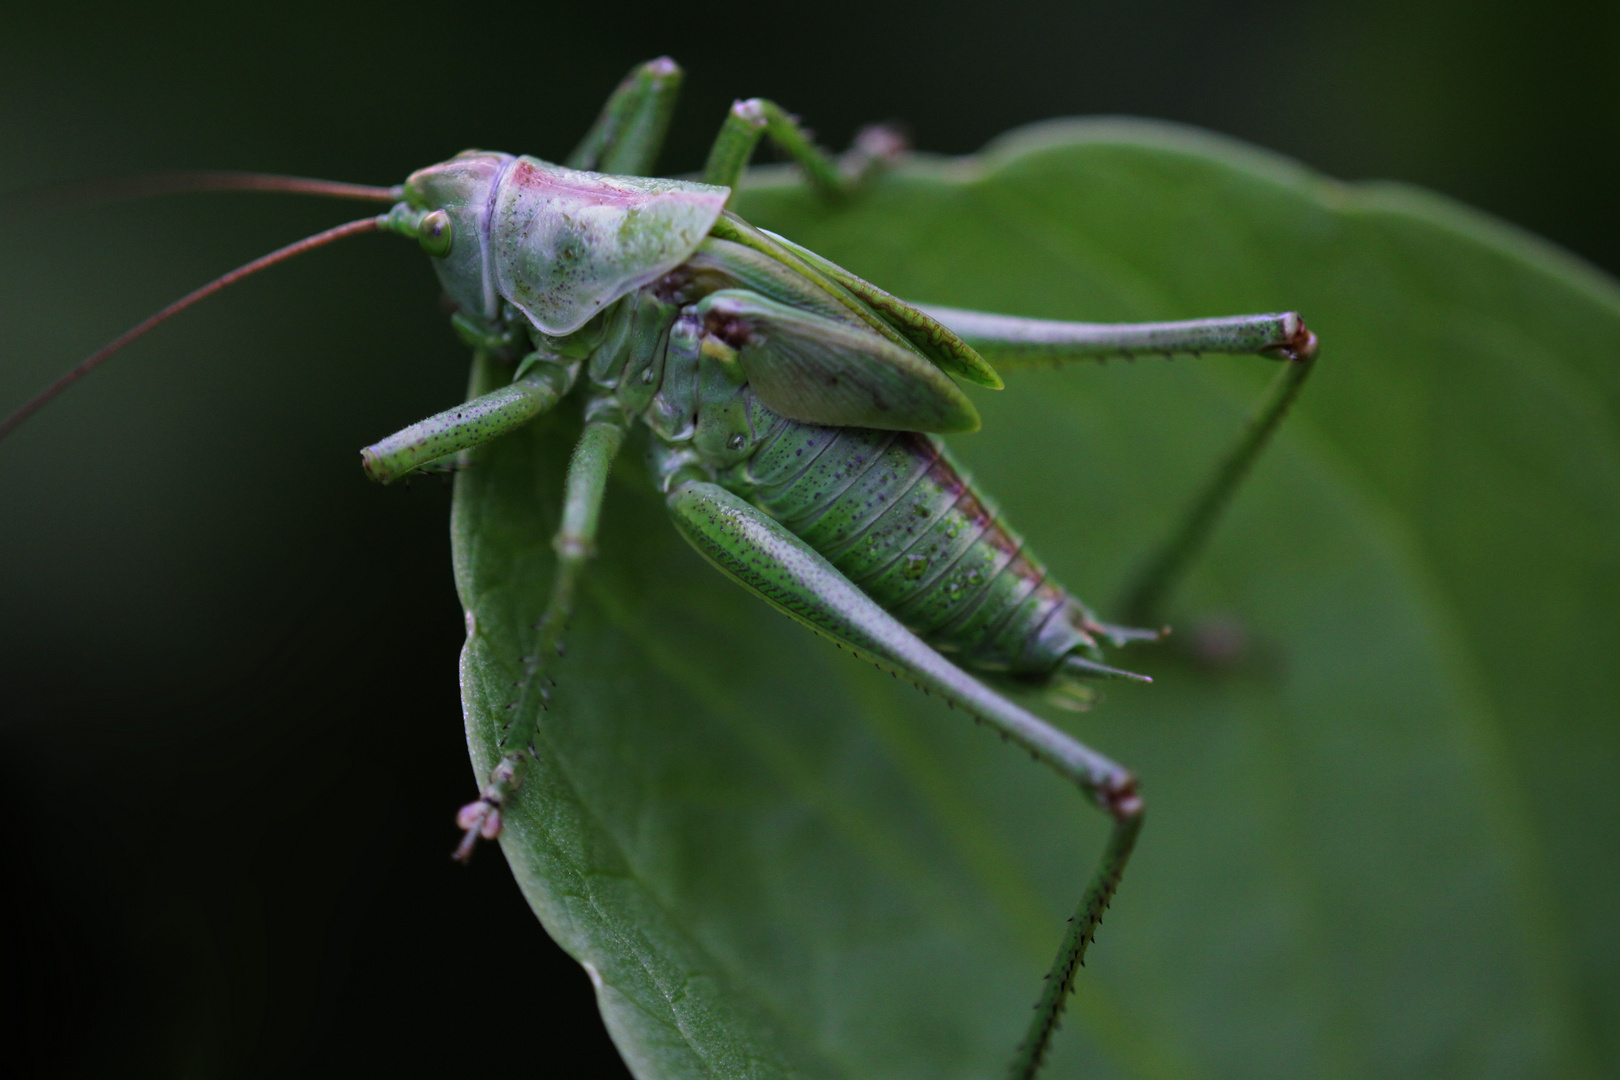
[1,57,1316,1080]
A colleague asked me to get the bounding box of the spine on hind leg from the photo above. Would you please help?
[736,417,1098,677]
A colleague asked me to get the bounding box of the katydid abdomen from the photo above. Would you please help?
[734,417,1104,681]
[615,255,1148,689]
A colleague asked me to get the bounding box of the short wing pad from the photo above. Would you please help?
[708,212,1001,389]
[697,289,980,434]
[684,238,856,324]
[760,230,1004,389]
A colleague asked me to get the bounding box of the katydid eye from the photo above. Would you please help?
[418,210,453,258]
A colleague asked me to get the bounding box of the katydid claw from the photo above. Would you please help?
[1265,312,1319,363]
[1101,777,1144,821]
[453,799,502,862]
[843,123,909,182]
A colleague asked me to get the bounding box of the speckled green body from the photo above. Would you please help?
[385,145,1110,680]
[728,424,1093,677]
[571,269,1102,683]
[373,137,1262,683]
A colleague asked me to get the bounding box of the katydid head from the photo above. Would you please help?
[397,150,729,338]
[397,150,513,325]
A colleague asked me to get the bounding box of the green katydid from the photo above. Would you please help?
[1,56,1317,1080]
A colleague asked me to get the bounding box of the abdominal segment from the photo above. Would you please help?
[736,418,1097,677]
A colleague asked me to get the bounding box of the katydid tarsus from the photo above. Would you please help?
[1,56,1318,1080]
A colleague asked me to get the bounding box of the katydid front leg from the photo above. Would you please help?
[924,305,1319,624]
[360,350,579,483]
[454,412,627,860]
[666,480,1143,1080]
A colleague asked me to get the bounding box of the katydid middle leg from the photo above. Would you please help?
[666,480,1143,1080]
[454,412,628,860]
[925,305,1319,625]
[567,57,685,178]
[568,57,899,200]
[702,97,904,201]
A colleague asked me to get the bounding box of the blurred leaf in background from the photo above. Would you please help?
[459,122,1620,1079]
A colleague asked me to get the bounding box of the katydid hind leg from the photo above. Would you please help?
[1116,353,1316,625]
[454,417,627,860]
[665,480,1143,1080]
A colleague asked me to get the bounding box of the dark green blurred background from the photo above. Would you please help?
[2,1,1616,1075]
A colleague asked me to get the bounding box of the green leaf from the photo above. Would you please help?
[453,120,1620,1080]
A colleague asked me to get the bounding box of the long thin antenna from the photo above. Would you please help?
[0,215,384,442]
[19,171,403,217]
